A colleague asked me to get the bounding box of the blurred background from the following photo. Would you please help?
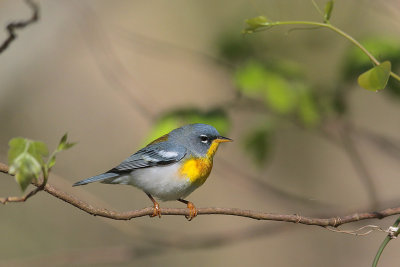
[1,0,400,266]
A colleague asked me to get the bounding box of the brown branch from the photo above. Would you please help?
[0,183,44,204]
[0,161,46,204]
[0,0,39,54]
[0,162,8,173]
[0,162,398,227]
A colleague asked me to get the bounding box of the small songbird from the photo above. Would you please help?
[73,123,232,220]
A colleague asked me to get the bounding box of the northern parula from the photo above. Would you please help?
[73,123,232,220]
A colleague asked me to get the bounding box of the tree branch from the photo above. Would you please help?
[0,0,39,54]
[0,182,44,204]
[1,162,398,227]
[0,162,8,173]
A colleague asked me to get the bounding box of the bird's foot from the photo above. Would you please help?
[146,193,161,218]
[150,202,161,218]
[185,201,197,221]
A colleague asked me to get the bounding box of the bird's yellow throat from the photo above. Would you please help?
[179,140,224,186]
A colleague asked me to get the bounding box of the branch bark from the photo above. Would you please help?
[0,0,39,54]
[0,183,44,204]
[0,162,398,227]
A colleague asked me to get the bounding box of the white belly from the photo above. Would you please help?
[109,163,199,201]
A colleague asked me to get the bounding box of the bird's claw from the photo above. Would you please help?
[185,201,197,221]
[150,202,161,218]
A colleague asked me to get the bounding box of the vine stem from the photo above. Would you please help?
[372,216,400,267]
[258,20,400,83]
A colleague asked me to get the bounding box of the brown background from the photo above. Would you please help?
[1,0,400,266]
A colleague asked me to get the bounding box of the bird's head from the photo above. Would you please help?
[169,123,232,158]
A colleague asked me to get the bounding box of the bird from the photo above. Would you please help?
[73,123,232,220]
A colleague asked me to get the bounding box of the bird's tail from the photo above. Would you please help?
[72,172,119,186]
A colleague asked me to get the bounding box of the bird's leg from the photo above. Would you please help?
[146,193,161,218]
[178,198,197,221]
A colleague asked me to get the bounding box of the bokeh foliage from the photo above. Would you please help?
[147,3,400,169]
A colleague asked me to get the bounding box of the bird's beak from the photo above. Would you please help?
[214,136,233,143]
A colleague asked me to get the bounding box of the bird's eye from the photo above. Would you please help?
[200,135,208,143]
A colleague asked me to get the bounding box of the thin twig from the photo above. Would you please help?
[1,162,399,226]
[25,182,400,225]
[0,159,46,204]
[0,0,39,54]
[0,182,44,204]
[0,162,8,173]
[247,20,400,83]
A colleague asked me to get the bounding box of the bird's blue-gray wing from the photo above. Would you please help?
[72,142,186,186]
[109,142,187,173]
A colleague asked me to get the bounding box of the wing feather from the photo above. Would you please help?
[108,142,186,174]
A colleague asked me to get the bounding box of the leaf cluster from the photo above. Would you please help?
[243,1,397,92]
[7,134,75,191]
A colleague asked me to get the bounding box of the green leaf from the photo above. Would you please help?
[60,133,68,145]
[58,142,76,151]
[344,38,400,80]
[8,138,27,164]
[235,61,297,114]
[273,60,305,80]
[8,138,47,191]
[57,133,76,151]
[298,90,320,127]
[145,109,230,145]
[243,124,273,167]
[7,134,75,190]
[344,38,400,97]
[8,138,48,166]
[324,1,334,22]
[48,133,76,169]
[29,141,48,165]
[263,72,296,114]
[217,33,256,63]
[358,61,391,91]
[58,133,68,149]
[12,154,41,191]
[244,16,269,33]
[235,61,267,95]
